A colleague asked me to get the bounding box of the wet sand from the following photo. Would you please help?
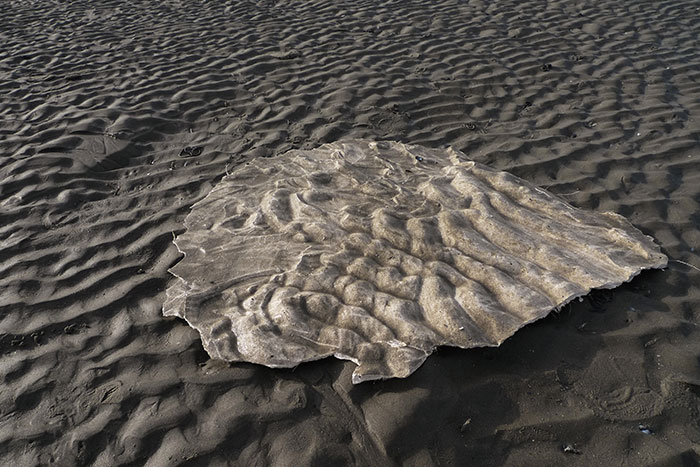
[1,0,699,465]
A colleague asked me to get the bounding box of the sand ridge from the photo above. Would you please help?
[1,0,699,465]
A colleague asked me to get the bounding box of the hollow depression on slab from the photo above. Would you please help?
[164,140,667,383]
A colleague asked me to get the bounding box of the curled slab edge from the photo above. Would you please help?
[163,140,667,383]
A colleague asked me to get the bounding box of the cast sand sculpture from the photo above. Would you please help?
[164,140,667,383]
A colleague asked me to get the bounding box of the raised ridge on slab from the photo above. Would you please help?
[164,140,667,383]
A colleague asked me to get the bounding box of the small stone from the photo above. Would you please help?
[638,424,653,435]
[562,444,581,454]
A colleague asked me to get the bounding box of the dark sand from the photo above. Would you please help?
[1,0,699,465]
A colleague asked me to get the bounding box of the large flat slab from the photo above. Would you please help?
[164,140,667,383]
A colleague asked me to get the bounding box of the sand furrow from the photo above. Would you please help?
[1,0,699,464]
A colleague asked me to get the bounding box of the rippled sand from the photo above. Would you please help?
[2,0,699,465]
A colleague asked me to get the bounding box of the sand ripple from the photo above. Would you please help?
[1,0,699,465]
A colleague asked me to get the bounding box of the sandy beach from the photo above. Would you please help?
[1,0,699,465]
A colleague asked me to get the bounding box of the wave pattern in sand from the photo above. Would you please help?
[2,0,700,465]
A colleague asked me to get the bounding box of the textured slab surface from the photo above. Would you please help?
[164,140,667,383]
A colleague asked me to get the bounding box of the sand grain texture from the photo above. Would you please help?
[165,140,667,383]
[1,0,700,465]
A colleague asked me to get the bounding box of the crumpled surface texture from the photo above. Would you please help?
[164,140,667,383]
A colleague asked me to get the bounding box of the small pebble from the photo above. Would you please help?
[638,424,653,435]
[562,444,581,455]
